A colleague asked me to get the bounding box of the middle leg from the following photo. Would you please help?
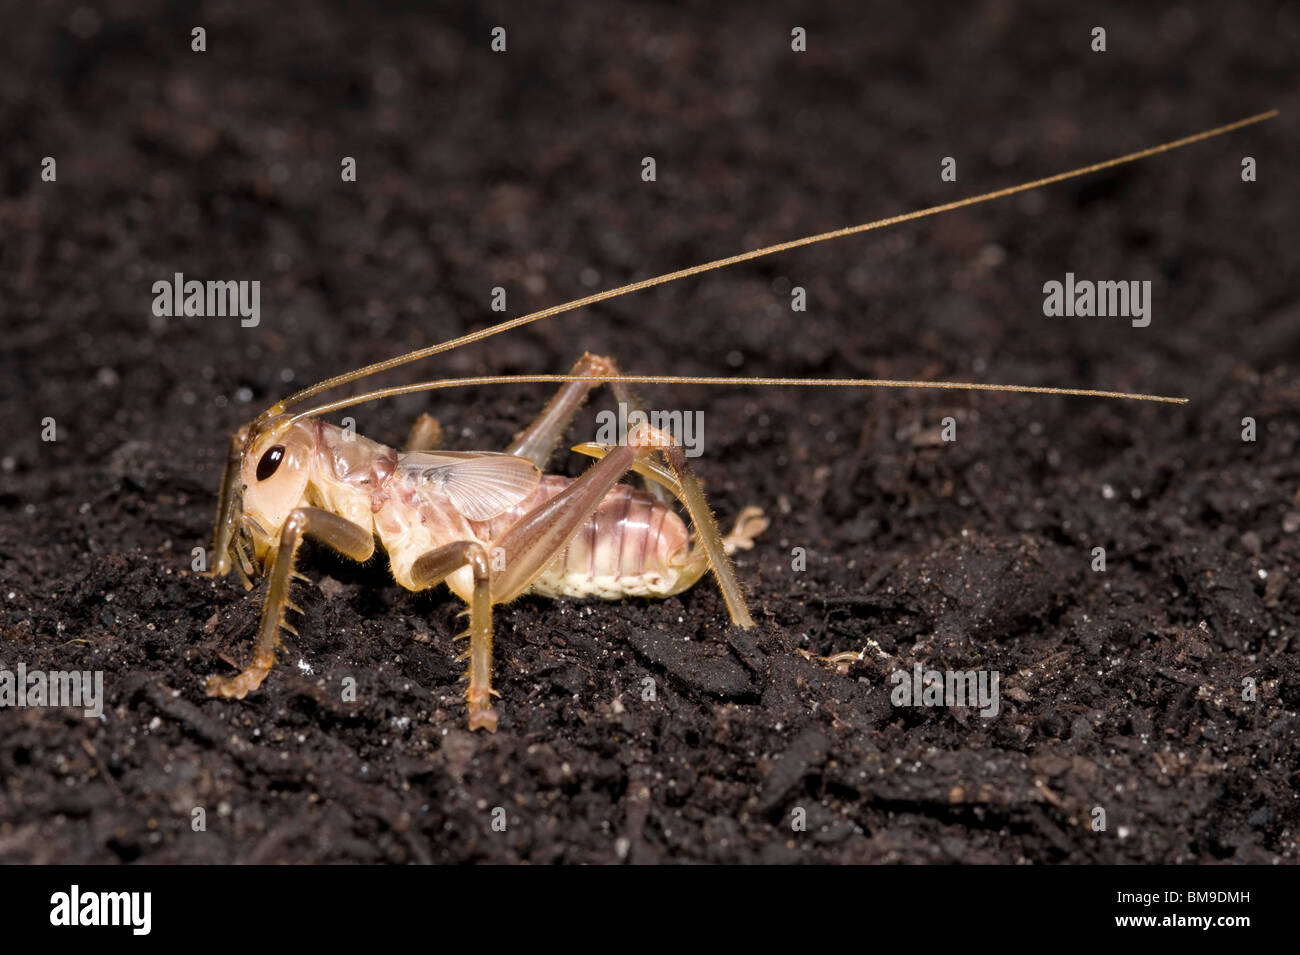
[408,540,497,731]
[408,445,655,731]
[404,412,444,452]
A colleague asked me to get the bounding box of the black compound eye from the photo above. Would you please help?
[256,445,286,481]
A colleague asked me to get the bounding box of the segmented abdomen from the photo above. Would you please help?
[481,476,692,599]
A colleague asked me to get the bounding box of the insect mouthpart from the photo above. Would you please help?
[232,511,261,586]
[209,421,279,584]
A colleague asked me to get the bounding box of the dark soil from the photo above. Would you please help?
[2,0,1298,864]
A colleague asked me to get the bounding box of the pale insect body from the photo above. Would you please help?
[221,376,767,731]
[393,469,694,601]
[264,418,705,601]
[204,112,1274,732]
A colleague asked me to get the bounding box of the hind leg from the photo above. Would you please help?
[505,353,672,503]
[634,434,761,626]
[568,439,768,626]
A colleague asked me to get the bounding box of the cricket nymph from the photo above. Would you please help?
[261,417,701,601]
[205,113,1266,734]
[208,355,768,732]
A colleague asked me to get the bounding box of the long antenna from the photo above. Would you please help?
[284,374,1186,427]
[261,109,1276,425]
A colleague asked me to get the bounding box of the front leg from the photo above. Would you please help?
[206,508,375,699]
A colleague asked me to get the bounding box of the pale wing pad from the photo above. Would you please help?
[415,453,542,522]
